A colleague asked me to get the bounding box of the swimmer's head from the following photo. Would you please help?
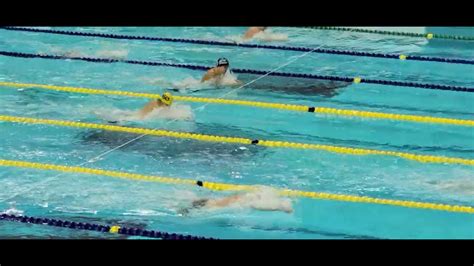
[260,27,267,31]
[159,92,173,106]
[217,57,230,70]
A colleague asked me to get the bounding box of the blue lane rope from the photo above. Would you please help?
[0,213,215,240]
[2,26,474,66]
[1,50,473,93]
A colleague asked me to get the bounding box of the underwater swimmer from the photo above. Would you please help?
[178,189,293,215]
[243,27,268,39]
[201,57,242,86]
[137,92,174,119]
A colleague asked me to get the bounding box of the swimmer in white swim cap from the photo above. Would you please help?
[200,57,242,86]
[201,57,230,82]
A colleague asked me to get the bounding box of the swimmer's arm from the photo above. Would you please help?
[138,100,159,119]
[243,33,253,40]
[210,194,293,213]
[201,72,213,82]
[201,68,226,83]
[243,27,258,39]
[201,69,216,82]
[207,194,242,207]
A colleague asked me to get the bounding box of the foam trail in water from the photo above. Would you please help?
[45,45,129,60]
[425,178,474,196]
[1,207,24,216]
[230,186,293,213]
[252,30,289,42]
[95,49,129,60]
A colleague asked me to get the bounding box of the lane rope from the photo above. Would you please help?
[1,114,473,166]
[0,213,215,240]
[2,26,473,65]
[299,26,474,41]
[1,50,473,93]
[0,159,472,214]
[0,43,323,205]
[1,81,473,127]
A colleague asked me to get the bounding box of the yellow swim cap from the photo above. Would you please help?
[160,92,173,106]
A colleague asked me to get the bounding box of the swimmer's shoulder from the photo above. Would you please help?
[207,67,221,76]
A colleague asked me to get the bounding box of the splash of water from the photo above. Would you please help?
[234,186,293,213]
[96,49,129,60]
[145,104,194,121]
[426,178,474,196]
[225,29,288,43]
[202,71,241,88]
[1,207,24,216]
[93,104,194,122]
[46,45,129,60]
[252,30,288,42]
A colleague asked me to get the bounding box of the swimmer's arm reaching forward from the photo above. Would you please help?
[138,99,161,119]
[206,194,243,207]
[137,92,173,119]
[201,67,227,82]
[201,58,241,85]
[209,194,293,213]
[201,68,243,86]
[243,27,267,40]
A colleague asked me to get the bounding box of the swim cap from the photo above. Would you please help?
[217,57,229,67]
[160,92,173,106]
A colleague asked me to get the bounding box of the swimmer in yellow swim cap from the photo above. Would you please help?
[138,92,174,119]
[160,92,173,106]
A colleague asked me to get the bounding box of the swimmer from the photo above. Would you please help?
[201,58,242,86]
[137,92,174,119]
[99,91,192,123]
[178,189,293,215]
[62,50,84,57]
[96,49,129,60]
[243,27,268,40]
[426,179,474,195]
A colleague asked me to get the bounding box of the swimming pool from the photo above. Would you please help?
[0,27,473,239]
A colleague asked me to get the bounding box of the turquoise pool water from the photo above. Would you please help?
[0,27,473,239]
